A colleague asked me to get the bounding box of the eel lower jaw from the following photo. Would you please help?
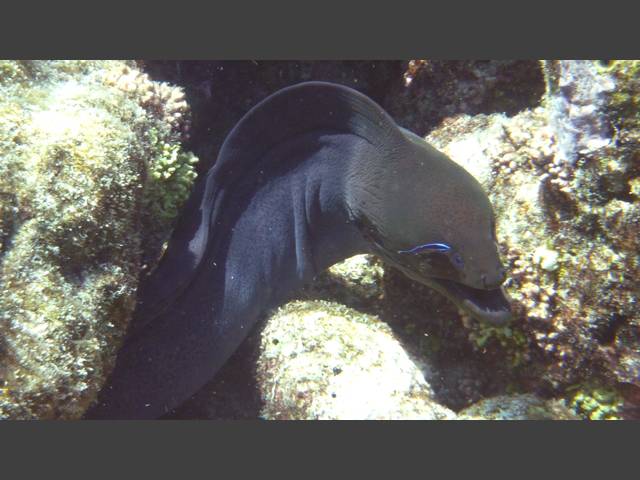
[427,277,513,324]
[386,260,513,324]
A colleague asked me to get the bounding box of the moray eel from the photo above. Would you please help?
[86,81,511,419]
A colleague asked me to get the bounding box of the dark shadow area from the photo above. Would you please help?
[142,60,404,172]
[163,318,264,420]
[142,60,546,173]
[382,60,546,137]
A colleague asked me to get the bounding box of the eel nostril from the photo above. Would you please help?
[481,273,487,288]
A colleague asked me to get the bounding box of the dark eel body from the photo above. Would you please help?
[86,82,511,419]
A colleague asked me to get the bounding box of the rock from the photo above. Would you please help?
[542,60,615,165]
[0,60,197,419]
[532,246,560,272]
[384,60,545,137]
[256,300,455,420]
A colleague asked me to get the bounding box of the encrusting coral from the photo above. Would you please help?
[0,61,198,419]
[566,383,623,420]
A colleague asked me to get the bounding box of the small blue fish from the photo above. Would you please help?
[398,243,451,255]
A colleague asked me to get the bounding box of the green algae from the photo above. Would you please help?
[566,383,624,420]
[468,323,529,368]
[145,140,198,224]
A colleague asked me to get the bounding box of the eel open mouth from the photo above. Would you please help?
[388,261,513,324]
[427,277,513,324]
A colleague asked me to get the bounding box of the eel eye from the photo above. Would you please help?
[451,252,464,269]
[398,243,451,255]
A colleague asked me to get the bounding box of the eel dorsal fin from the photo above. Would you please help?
[214,81,404,182]
[134,82,404,326]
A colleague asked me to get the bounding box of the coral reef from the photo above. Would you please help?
[103,65,191,136]
[425,60,640,416]
[0,61,197,419]
[101,63,199,265]
[3,60,634,419]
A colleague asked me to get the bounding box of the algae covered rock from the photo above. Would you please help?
[426,60,640,412]
[256,300,455,420]
[458,394,579,420]
[0,61,198,419]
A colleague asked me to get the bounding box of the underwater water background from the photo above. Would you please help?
[0,60,638,420]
